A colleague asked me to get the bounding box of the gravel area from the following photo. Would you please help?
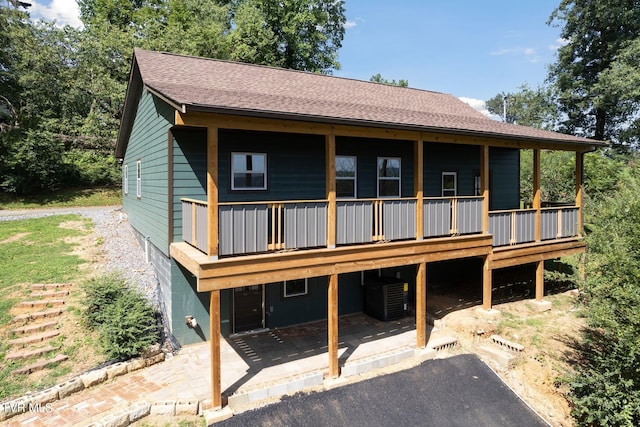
[0,206,160,305]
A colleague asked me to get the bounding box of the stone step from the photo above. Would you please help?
[8,330,60,346]
[5,345,56,361]
[18,300,65,309]
[13,354,69,376]
[29,290,70,298]
[11,320,59,336]
[11,308,64,323]
[30,283,73,291]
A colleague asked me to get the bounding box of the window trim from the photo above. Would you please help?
[231,152,267,191]
[441,171,457,197]
[136,160,142,199]
[123,164,128,195]
[283,278,308,298]
[377,157,402,198]
[336,155,357,198]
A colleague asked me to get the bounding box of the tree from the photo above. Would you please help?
[226,0,346,73]
[486,85,558,130]
[568,161,640,426]
[369,73,408,87]
[548,0,640,146]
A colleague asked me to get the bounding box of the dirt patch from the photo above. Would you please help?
[441,293,583,427]
[0,232,31,244]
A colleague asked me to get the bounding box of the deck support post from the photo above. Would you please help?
[416,262,427,348]
[207,127,219,260]
[209,290,222,409]
[328,273,339,378]
[326,133,336,249]
[535,260,544,301]
[482,255,492,310]
[576,151,584,237]
[415,140,424,240]
[533,148,541,242]
[481,145,490,234]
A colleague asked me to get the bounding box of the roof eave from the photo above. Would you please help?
[184,104,606,150]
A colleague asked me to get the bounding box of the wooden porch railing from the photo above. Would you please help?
[181,198,581,256]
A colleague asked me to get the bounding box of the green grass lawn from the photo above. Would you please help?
[0,214,91,398]
[0,187,121,210]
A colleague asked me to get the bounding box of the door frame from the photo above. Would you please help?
[231,285,266,334]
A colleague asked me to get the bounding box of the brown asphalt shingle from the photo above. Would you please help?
[130,48,600,147]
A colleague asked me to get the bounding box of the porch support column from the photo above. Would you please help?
[209,290,222,409]
[415,140,424,240]
[535,260,544,301]
[207,127,219,260]
[416,262,427,348]
[326,133,336,249]
[576,151,584,237]
[328,273,339,378]
[482,255,492,310]
[533,148,541,242]
[481,145,490,234]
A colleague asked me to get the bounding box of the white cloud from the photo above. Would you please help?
[459,97,501,121]
[30,0,82,28]
[490,46,540,63]
[344,20,357,29]
[548,38,569,51]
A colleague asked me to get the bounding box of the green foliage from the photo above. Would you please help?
[369,73,409,87]
[82,274,159,360]
[567,163,640,426]
[485,85,558,130]
[548,0,640,145]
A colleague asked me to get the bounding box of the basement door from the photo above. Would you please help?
[233,285,265,333]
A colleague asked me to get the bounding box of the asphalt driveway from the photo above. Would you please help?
[216,354,548,427]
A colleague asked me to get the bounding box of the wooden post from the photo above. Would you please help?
[533,148,541,242]
[535,260,544,301]
[210,290,222,408]
[416,262,427,348]
[481,145,490,234]
[415,140,424,240]
[207,127,219,260]
[328,273,339,378]
[482,255,492,310]
[576,151,584,237]
[326,134,336,249]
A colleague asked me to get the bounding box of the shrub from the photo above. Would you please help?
[82,275,159,360]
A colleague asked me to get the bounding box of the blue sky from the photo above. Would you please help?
[30,0,565,115]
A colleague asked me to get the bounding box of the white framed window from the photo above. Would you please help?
[136,160,142,198]
[442,171,457,197]
[283,278,308,298]
[232,152,267,190]
[123,164,128,195]
[377,157,401,198]
[336,155,357,198]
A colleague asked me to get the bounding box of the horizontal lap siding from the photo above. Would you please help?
[172,129,207,244]
[122,91,174,256]
[219,130,326,202]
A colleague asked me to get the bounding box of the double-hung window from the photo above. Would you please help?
[136,160,142,198]
[336,155,357,198]
[232,153,267,190]
[442,171,457,197]
[377,157,401,198]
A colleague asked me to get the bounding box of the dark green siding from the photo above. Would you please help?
[424,143,480,197]
[336,137,414,198]
[172,128,207,243]
[219,130,326,203]
[122,91,174,255]
[489,147,520,210]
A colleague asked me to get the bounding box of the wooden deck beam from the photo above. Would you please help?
[491,239,586,269]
